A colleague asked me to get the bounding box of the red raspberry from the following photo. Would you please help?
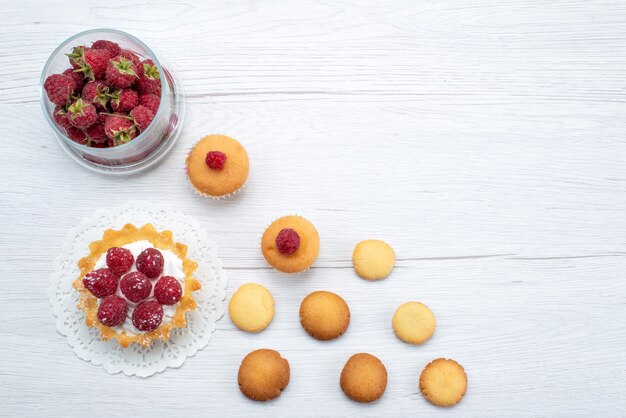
[90,141,109,148]
[205,151,227,170]
[106,55,138,88]
[65,126,88,145]
[77,48,110,80]
[275,228,301,255]
[136,247,164,279]
[92,40,121,58]
[154,276,182,305]
[66,45,86,69]
[106,247,134,276]
[81,80,110,111]
[119,49,140,64]
[62,68,85,92]
[120,271,152,302]
[110,88,138,112]
[67,98,98,129]
[129,105,154,132]
[83,268,118,298]
[44,74,76,106]
[53,105,71,129]
[136,59,161,94]
[97,295,128,327]
[83,113,108,143]
[104,113,136,145]
[138,93,160,114]
[132,301,163,332]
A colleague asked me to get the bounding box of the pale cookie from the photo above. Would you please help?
[299,291,350,341]
[352,239,395,280]
[419,358,467,407]
[340,353,388,403]
[229,283,275,333]
[392,301,436,345]
[238,349,290,401]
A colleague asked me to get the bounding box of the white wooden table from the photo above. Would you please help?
[1,1,625,416]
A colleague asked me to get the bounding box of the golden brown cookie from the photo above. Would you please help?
[299,291,350,340]
[229,283,275,333]
[392,301,436,345]
[352,239,395,280]
[186,134,249,198]
[261,215,320,273]
[238,349,290,401]
[340,353,388,403]
[419,358,467,407]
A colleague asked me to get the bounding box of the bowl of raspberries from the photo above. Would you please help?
[40,29,185,174]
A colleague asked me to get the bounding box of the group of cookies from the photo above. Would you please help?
[184,134,467,407]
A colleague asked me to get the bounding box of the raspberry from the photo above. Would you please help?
[119,49,140,64]
[76,48,110,80]
[67,98,98,128]
[62,68,85,92]
[154,276,182,305]
[205,151,227,170]
[92,40,121,58]
[90,140,109,148]
[53,105,71,129]
[104,113,136,145]
[106,56,138,88]
[110,88,138,112]
[44,74,76,106]
[129,105,154,132]
[83,268,118,298]
[275,228,301,255]
[81,80,110,111]
[97,295,127,327]
[138,93,160,114]
[132,301,163,332]
[66,45,86,69]
[83,113,107,143]
[65,126,88,145]
[136,247,164,279]
[136,59,161,94]
[106,247,134,276]
[120,271,152,303]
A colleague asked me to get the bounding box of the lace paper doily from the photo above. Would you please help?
[49,202,227,377]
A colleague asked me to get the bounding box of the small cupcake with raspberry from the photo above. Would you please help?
[261,216,320,273]
[185,134,250,199]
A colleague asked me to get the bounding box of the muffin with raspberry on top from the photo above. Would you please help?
[261,216,320,273]
[186,134,250,198]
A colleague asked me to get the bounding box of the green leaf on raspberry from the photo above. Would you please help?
[113,57,137,76]
[142,63,160,80]
[68,98,87,115]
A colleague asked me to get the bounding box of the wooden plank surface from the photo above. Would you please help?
[1,0,625,416]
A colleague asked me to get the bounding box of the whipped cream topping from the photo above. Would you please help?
[94,240,185,336]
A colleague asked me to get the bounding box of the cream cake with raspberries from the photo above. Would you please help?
[73,223,201,348]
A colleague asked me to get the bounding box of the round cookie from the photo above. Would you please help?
[419,358,467,407]
[261,215,320,273]
[392,301,436,345]
[229,283,275,333]
[186,134,249,198]
[299,291,350,340]
[352,239,395,280]
[340,353,388,403]
[238,349,290,401]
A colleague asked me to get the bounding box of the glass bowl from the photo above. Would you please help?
[40,28,185,175]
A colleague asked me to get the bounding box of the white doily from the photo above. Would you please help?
[49,202,227,377]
